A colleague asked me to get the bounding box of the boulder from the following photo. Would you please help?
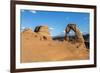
[23,29,33,33]
[34,25,52,40]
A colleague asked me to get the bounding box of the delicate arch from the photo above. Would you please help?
[64,24,84,43]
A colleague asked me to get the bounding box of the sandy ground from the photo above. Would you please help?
[21,31,89,63]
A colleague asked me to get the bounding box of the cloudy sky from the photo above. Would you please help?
[20,9,90,37]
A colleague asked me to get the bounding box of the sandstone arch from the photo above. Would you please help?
[64,24,85,48]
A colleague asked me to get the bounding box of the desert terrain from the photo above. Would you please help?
[21,25,89,63]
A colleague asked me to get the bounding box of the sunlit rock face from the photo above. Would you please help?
[34,25,52,40]
[21,25,89,63]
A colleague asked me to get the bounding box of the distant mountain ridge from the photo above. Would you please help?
[52,34,89,49]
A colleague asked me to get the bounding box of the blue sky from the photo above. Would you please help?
[20,9,90,37]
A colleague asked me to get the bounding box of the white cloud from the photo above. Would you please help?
[49,27,54,30]
[63,31,65,33]
[21,10,25,12]
[21,27,26,30]
[21,10,37,14]
[49,27,55,31]
[30,10,37,14]
[21,26,26,32]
